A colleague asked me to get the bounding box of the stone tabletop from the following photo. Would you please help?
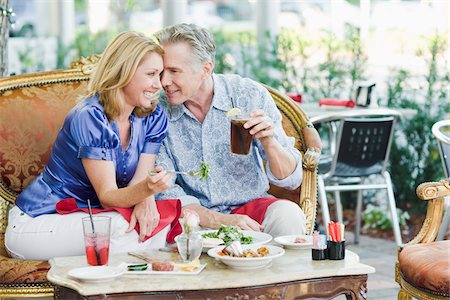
[47,248,375,297]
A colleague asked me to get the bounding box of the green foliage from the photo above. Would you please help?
[387,32,450,212]
[363,208,409,231]
[73,28,117,58]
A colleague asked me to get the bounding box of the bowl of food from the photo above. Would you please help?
[207,243,284,270]
[200,225,272,252]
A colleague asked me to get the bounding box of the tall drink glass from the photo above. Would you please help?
[230,115,253,155]
[82,216,111,266]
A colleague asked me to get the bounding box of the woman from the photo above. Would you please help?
[5,31,176,260]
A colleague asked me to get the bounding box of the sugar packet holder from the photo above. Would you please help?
[327,222,345,260]
[311,222,346,260]
[311,231,327,260]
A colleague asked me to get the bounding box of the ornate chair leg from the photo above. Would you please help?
[398,288,412,300]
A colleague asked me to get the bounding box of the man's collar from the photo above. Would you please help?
[211,73,233,112]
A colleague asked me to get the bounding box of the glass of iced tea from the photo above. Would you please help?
[82,216,111,266]
[230,115,253,155]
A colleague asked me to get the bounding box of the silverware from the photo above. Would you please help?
[128,252,153,263]
[148,170,198,176]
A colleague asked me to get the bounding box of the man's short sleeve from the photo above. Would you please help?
[70,106,119,161]
[142,104,168,154]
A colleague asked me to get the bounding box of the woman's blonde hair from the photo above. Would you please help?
[87,31,164,120]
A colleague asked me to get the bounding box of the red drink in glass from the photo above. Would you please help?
[84,233,110,266]
[82,216,111,266]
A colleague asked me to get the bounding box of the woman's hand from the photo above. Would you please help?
[147,166,173,195]
[127,198,160,242]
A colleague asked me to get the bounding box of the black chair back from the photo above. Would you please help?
[330,117,395,177]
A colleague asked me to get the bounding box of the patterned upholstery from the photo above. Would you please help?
[0,60,318,298]
[0,62,93,297]
[0,83,87,195]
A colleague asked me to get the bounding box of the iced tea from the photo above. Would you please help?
[230,118,253,155]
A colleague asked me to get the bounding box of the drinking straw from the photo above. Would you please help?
[87,199,101,265]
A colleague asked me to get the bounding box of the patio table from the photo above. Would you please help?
[47,247,375,299]
[298,102,417,124]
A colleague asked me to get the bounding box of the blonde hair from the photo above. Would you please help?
[88,31,164,120]
[155,23,215,71]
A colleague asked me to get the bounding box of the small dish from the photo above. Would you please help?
[199,229,272,252]
[207,244,284,270]
[274,235,313,250]
[68,266,125,282]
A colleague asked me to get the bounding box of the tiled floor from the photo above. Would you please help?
[345,232,400,300]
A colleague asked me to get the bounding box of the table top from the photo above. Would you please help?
[298,103,417,124]
[47,248,375,297]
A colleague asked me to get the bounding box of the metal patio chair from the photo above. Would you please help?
[318,116,403,246]
[432,119,450,240]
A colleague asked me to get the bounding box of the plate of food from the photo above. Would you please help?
[68,266,125,282]
[207,243,284,270]
[274,235,313,250]
[199,225,272,251]
[123,261,207,275]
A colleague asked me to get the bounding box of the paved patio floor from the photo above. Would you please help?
[338,231,400,300]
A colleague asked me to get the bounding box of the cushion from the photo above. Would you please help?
[399,240,450,295]
[0,82,86,197]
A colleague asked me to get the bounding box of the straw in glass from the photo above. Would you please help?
[87,199,101,265]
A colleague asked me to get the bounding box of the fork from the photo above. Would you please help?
[128,252,153,263]
[148,169,199,176]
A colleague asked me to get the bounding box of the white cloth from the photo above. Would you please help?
[5,206,168,260]
[262,200,306,237]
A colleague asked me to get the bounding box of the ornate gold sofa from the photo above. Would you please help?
[395,179,450,300]
[0,58,319,298]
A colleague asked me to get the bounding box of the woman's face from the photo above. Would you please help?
[121,52,163,110]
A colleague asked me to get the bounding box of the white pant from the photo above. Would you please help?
[5,206,168,260]
[262,200,306,237]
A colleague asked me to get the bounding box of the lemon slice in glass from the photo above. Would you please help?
[226,108,242,118]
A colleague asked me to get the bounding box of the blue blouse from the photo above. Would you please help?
[16,95,168,217]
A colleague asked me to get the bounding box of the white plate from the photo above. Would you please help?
[274,235,313,250]
[199,229,272,252]
[68,266,125,282]
[125,263,207,275]
[207,244,284,270]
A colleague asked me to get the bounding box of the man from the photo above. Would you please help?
[155,23,318,237]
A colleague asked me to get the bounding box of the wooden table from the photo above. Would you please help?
[47,248,375,299]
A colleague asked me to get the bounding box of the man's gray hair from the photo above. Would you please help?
[155,23,216,67]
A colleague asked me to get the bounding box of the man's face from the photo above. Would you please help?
[160,42,207,105]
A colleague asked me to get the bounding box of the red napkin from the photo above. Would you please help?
[319,98,355,108]
[286,93,302,103]
[56,198,182,243]
[231,197,281,224]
